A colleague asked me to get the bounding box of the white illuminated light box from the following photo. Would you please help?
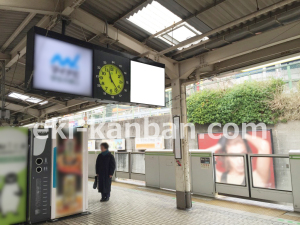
[173,116,182,159]
[130,61,165,106]
[33,34,93,96]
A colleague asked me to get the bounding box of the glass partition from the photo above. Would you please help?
[131,153,145,174]
[214,155,246,186]
[115,153,129,172]
[250,156,292,191]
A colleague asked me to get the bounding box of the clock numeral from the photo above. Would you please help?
[101,82,105,85]
[103,61,107,64]
[124,72,127,75]
[111,96,114,99]
[103,92,106,95]
[118,75,121,78]
[97,66,101,69]
[114,88,118,92]
[119,94,122,97]
[119,81,123,84]
[112,61,115,64]
[105,87,108,90]
[99,76,103,80]
[110,67,114,71]
[96,75,99,78]
[105,68,109,72]
[126,81,129,84]
[102,72,106,75]
[110,89,113,93]
[119,65,122,68]
[118,85,121,88]
[97,84,101,87]
[124,89,127,92]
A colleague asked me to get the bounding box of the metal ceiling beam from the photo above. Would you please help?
[179,19,300,79]
[0,0,179,78]
[10,97,55,116]
[0,100,40,117]
[0,53,10,60]
[158,0,297,56]
[5,0,86,70]
[0,0,60,14]
[1,12,36,52]
[144,0,226,43]
[5,15,51,70]
[4,83,66,106]
[72,8,179,79]
[40,99,89,117]
[206,38,300,77]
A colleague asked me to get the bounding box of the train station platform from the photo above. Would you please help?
[41,180,300,225]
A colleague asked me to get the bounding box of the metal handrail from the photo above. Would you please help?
[248,154,289,158]
[214,153,247,157]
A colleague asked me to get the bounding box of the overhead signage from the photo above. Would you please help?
[26,27,165,106]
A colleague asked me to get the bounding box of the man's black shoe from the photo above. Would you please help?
[100,198,106,202]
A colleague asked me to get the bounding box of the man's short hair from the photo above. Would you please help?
[101,142,109,150]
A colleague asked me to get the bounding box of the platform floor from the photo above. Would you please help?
[43,181,300,225]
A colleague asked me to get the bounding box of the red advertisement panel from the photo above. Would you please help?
[198,131,275,188]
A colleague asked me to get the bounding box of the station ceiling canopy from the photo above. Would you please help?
[1,0,300,125]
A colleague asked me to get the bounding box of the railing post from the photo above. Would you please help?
[129,152,131,179]
[287,65,292,90]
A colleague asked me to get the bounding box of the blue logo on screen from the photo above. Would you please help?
[50,54,80,85]
[51,54,80,69]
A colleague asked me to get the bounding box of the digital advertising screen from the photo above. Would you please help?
[130,61,165,107]
[198,131,275,189]
[33,34,93,97]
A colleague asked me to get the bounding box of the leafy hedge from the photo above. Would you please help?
[187,79,285,125]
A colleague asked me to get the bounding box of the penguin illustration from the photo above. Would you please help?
[0,173,22,217]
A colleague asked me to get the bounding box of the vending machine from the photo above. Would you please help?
[27,128,52,224]
[51,127,89,220]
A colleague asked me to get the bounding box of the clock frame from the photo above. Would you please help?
[94,49,130,102]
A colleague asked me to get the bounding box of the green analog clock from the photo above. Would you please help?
[94,49,130,102]
[99,64,124,95]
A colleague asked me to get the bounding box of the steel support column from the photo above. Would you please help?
[171,78,192,209]
[1,61,5,110]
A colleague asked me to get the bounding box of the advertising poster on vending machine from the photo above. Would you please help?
[0,128,28,225]
[56,128,83,218]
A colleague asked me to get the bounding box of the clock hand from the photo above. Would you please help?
[109,71,118,89]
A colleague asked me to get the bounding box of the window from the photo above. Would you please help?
[127,1,208,50]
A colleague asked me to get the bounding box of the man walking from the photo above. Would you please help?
[96,142,116,202]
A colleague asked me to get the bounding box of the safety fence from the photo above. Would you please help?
[114,152,146,181]
[110,150,296,206]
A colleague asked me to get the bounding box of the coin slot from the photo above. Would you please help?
[36,158,43,165]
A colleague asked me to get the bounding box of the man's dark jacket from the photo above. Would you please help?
[96,151,116,193]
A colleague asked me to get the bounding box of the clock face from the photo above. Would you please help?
[99,64,124,95]
[94,49,130,102]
